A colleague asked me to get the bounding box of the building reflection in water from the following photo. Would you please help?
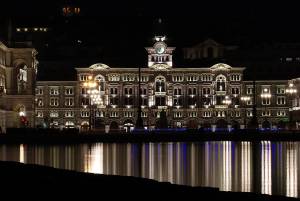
[286,142,298,197]
[0,141,298,198]
[261,141,272,195]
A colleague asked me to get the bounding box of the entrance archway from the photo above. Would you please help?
[216,119,228,131]
[187,119,198,129]
[81,121,89,132]
[124,119,134,133]
[262,120,271,129]
[110,121,119,133]
[231,120,240,130]
[277,120,287,130]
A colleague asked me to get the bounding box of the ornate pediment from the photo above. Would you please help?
[150,63,171,70]
[210,63,232,71]
[89,63,110,70]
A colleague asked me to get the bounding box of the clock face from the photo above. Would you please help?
[154,42,166,54]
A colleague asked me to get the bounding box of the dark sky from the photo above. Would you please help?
[2,0,300,80]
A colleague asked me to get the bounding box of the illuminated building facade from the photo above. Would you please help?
[0,41,38,132]
[34,36,295,132]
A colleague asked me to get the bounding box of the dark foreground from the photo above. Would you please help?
[0,161,297,200]
[1,128,300,144]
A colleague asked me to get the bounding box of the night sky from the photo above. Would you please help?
[1,0,300,80]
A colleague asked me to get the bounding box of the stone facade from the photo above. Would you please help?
[0,41,38,132]
[35,37,292,132]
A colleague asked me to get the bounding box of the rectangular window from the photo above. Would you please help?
[80,75,88,81]
[65,98,74,106]
[141,75,149,82]
[65,111,74,117]
[174,112,183,118]
[49,87,59,95]
[277,96,286,105]
[246,87,253,95]
[141,111,147,117]
[172,75,184,82]
[50,111,59,118]
[65,87,73,95]
[36,87,43,95]
[231,87,240,95]
[247,110,253,117]
[277,111,286,116]
[110,112,118,117]
[95,111,105,117]
[188,112,197,117]
[124,112,134,117]
[50,98,59,106]
[36,111,43,118]
[230,74,241,81]
[201,74,212,81]
[261,110,271,116]
[203,111,211,117]
[262,98,271,105]
[276,86,285,94]
[37,98,44,107]
[202,87,211,95]
[216,111,226,117]
[110,87,118,95]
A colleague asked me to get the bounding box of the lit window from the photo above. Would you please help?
[65,98,74,106]
[49,87,59,95]
[276,96,286,105]
[50,111,59,118]
[36,87,43,95]
[203,111,211,117]
[246,87,253,95]
[174,112,182,118]
[65,87,73,95]
[247,110,252,117]
[50,98,59,106]
[36,111,43,118]
[65,111,74,117]
[276,111,286,116]
[261,110,271,117]
[81,111,89,117]
[276,86,285,94]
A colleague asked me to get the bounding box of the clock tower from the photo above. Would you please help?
[145,36,175,69]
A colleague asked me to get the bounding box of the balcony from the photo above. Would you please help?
[155,92,166,96]
[216,91,226,96]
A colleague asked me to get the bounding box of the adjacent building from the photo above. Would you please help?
[0,41,38,132]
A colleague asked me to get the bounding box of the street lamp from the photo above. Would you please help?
[260,90,272,129]
[84,76,98,131]
[241,96,250,129]
[286,83,297,130]
[222,95,231,131]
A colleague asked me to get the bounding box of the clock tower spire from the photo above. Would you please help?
[145,36,175,69]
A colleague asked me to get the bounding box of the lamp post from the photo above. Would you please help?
[286,83,297,130]
[84,76,98,131]
[135,65,144,130]
[260,90,272,129]
[241,96,250,129]
[222,95,232,131]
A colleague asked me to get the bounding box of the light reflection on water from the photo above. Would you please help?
[0,141,299,198]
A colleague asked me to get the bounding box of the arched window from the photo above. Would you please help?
[216,75,226,91]
[155,76,166,92]
[95,75,105,92]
